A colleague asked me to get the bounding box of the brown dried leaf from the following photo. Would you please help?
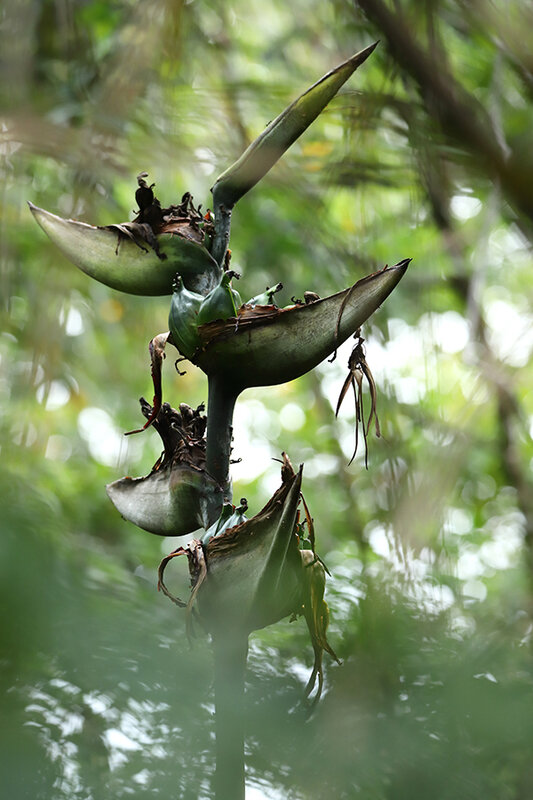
[336,331,381,468]
[125,332,169,436]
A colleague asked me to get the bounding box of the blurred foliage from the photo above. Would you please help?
[1,0,533,797]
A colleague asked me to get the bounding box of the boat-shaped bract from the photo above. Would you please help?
[29,203,220,296]
[194,261,410,390]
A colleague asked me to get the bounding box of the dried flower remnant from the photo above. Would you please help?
[141,398,208,474]
[125,332,169,436]
[106,399,221,537]
[335,329,381,468]
[135,172,156,215]
[103,180,216,266]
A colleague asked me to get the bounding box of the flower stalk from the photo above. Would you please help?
[204,376,238,513]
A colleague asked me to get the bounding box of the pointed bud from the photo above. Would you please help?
[212,43,378,208]
[168,275,203,358]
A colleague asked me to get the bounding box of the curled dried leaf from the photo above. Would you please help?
[125,332,169,435]
[300,549,341,706]
[336,329,381,468]
[158,539,207,638]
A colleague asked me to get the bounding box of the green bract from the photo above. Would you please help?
[195,262,409,390]
[198,460,304,632]
[168,275,203,358]
[157,455,339,700]
[106,463,220,537]
[211,42,378,210]
[29,203,220,296]
[197,271,242,325]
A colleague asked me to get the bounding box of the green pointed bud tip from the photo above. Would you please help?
[212,42,378,208]
[28,202,220,296]
[246,281,284,307]
[202,499,249,545]
[194,259,409,390]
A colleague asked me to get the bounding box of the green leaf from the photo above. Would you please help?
[211,42,378,208]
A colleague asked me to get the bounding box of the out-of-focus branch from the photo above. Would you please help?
[415,137,533,578]
[357,0,533,228]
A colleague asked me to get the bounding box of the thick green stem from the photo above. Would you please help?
[211,629,248,800]
[211,192,233,267]
[205,376,238,520]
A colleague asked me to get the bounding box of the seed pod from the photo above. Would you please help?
[168,275,203,358]
[197,270,242,325]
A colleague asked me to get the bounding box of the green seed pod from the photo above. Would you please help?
[197,270,241,326]
[246,282,283,307]
[168,275,203,358]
